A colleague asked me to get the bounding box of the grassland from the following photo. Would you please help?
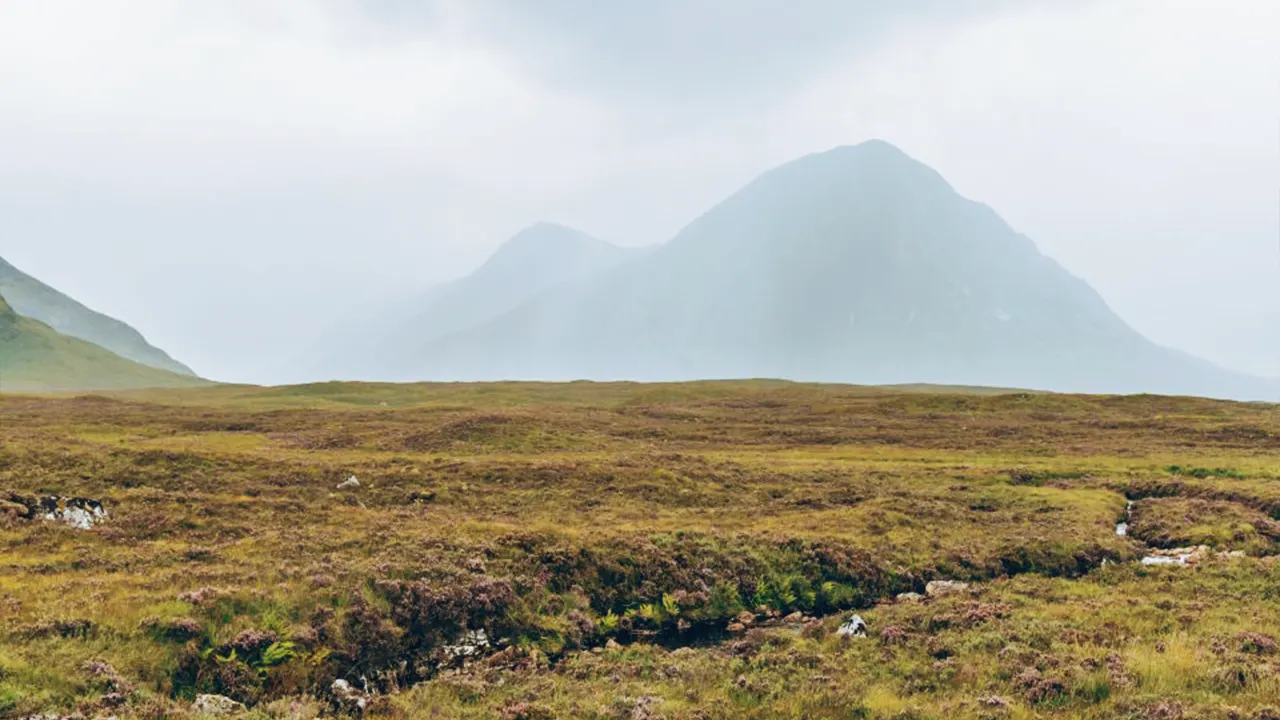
[1,381,1278,719]
[0,295,207,393]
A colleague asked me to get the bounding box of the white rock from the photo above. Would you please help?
[332,679,368,710]
[926,580,970,597]
[40,498,108,530]
[337,476,361,490]
[836,614,867,638]
[193,694,245,717]
[444,628,491,658]
[896,592,924,603]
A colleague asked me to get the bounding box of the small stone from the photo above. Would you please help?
[337,476,360,490]
[736,610,756,627]
[605,638,622,650]
[837,614,867,638]
[194,694,245,717]
[926,580,970,597]
[783,611,804,624]
[727,622,746,634]
[332,679,368,711]
[896,592,924,603]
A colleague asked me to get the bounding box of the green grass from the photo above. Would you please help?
[0,293,207,392]
[0,381,1278,718]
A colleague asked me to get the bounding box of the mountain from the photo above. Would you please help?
[0,292,207,392]
[406,140,1275,400]
[401,222,638,342]
[319,223,640,381]
[0,256,195,376]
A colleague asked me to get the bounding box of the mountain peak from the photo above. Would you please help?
[796,139,943,181]
[478,223,621,278]
[497,222,605,254]
[833,138,908,156]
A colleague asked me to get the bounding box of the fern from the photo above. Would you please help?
[598,611,620,633]
[661,593,680,617]
[258,640,296,668]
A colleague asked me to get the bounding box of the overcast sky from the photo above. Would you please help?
[1,0,1277,384]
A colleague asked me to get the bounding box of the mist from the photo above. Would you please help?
[0,0,1276,387]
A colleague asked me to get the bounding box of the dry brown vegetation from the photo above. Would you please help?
[1,381,1278,718]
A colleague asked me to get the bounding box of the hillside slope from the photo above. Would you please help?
[0,256,195,376]
[0,292,207,392]
[410,141,1273,400]
[321,223,640,381]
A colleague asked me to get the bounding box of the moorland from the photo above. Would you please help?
[2,381,1279,719]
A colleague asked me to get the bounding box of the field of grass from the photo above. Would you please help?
[1,381,1279,719]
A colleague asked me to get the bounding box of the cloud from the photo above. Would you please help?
[441,0,1031,106]
[0,0,1274,383]
[0,0,611,192]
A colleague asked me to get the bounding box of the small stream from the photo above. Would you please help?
[1115,501,1132,537]
[1119,498,1245,567]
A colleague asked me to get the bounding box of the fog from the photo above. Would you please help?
[1,0,1276,385]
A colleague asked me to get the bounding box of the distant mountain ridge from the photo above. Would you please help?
[0,256,195,376]
[396,140,1274,400]
[399,222,638,345]
[319,222,641,381]
[0,291,206,392]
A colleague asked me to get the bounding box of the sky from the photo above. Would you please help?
[1,0,1277,384]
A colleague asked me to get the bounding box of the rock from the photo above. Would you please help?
[926,580,970,597]
[727,622,746,634]
[837,614,867,638]
[444,628,490,658]
[337,476,360,490]
[1142,545,1211,567]
[331,679,368,712]
[605,638,622,650]
[32,496,108,530]
[194,694,246,717]
[896,592,924,603]
[783,611,804,624]
[736,610,757,627]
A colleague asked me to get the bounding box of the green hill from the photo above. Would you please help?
[0,292,208,392]
[0,255,195,376]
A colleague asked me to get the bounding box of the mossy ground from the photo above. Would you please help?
[1,381,1278,718]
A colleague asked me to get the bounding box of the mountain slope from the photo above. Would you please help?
[0,256,195,376]
[321,223,640,381]
[409,141,1274,400]
[405,222,637,342]
[0,292,207,392]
